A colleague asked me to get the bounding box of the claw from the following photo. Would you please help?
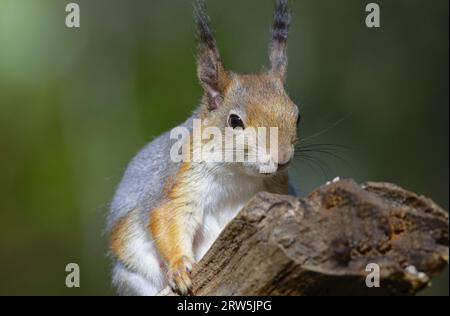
[167,256,195,295]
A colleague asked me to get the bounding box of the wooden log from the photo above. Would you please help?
[158,179,449,296]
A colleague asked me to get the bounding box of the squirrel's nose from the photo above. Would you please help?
[277,148,293,168]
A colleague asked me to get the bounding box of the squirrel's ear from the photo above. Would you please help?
[269,0,291,83]
[194,0,229,110]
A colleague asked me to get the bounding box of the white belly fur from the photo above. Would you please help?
[193,166,265,260]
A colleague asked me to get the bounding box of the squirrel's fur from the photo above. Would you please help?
[107,0,298,296]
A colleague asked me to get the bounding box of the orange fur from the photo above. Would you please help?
[149,162,193,265]
[110,210,135,263]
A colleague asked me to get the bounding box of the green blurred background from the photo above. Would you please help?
[0,0,448,295]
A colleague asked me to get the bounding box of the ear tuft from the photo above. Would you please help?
[194,0,216,51]
[269,0,292,83]
[194,0,229,110]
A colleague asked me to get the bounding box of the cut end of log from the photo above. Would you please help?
[159,179,449,296]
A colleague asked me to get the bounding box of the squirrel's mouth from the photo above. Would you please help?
[238,159,291,177]
[257,161,279,175]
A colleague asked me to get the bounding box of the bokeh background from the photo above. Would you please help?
[0,0,448,295]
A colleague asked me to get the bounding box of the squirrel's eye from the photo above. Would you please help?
[228,114,245,129]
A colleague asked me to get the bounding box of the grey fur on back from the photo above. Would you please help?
[106,114,197,233]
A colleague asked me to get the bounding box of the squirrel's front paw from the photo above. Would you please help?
[167,256,195,295]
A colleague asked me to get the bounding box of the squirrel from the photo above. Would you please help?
[107,0,299,296]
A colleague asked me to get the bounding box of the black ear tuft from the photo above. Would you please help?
[270,0,292,82]
[194,0,216,50]
[194,0,229,110]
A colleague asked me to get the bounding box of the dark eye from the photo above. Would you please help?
[228,114,245,129]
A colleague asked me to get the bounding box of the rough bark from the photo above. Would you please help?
[159,179,449,296]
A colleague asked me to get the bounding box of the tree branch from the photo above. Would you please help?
[159,180,449,296]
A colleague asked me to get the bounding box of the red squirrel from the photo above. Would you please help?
[107,0,299,295]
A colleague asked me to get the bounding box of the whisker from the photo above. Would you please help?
[296,142,352,151]
[299,113,352,144]
[295,149,348,164]
[296,153,331,177]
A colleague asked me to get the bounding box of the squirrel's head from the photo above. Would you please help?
[194,0,299,176]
